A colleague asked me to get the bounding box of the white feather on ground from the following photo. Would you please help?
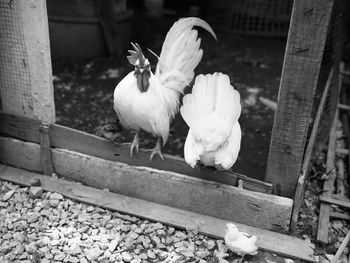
[180,73,242,170]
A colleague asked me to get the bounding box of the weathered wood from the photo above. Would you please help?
[0,136,293,231]
[0,0,55,123]
[336,148,349,155]
[317,110,338,243]
[330,211,350,220]
[0,137,41,172]
[0,112,273,194]
[335,158,345,196]
[319,196,350,209]
[265,0,335,198]
[0,164,315,262]
[290,68,334,233]
[330,230,350,263]
[39,124,54,175]
[338,104,350,110]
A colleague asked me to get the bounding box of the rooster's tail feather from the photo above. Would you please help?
[156,17,216,119]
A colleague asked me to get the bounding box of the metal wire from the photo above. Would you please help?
[0,0,32,116]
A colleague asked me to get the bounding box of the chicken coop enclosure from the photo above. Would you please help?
[0,0,344,261]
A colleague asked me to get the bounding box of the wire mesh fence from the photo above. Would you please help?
[0,0,33,117]
[205,0,293,37]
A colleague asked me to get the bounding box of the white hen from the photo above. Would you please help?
[180,73,241,170]
[224,223,258,262]
[113,18,216,160]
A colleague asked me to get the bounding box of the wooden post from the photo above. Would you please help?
[265,0,335,197]
[0,0,55,124]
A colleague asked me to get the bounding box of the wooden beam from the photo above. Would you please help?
[0,0,55,123]
[319,196,350,209]
[0,112,273,194]
[39,124,54,175]
[265,0,335,197]
[330,230,350,263]
[317,110,338,243]
[330,211,350,221]
[0,136,292,232]
[0,164,315,262]
[290,68,334,233]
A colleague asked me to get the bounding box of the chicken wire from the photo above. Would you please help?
[305,0,344,153]
[205,0,293,37]
[0,0,33,116]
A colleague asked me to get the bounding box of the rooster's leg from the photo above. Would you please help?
[238,255,245,263]
[146,137,164,161]
[130,131,140,158]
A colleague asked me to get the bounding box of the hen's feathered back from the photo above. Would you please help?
[180,73,241,170]
[224,223,258,256]
[155,17,217,119]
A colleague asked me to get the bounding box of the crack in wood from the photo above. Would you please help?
[303,7,314,18]
[294,45,310,53]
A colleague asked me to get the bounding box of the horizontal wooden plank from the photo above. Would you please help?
[0,164,315,262]
[336,148,349,155]
[319,195,350,209]
[330,211,350,221]
[0,136,292,231]
[0,137,41,172]
[0,112,272,193]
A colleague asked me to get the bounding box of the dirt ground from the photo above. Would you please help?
[52,14,286,182]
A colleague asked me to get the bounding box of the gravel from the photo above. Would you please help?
[1,179,323,263]
[0,180,241,263]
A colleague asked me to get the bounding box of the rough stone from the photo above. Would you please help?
[147,250,156,259]
[50,193,64,200]
[108,237,121,252]
[29,187,43,198]
[2,190,15,201]
[122,252,132,262]
[206,240,216,250]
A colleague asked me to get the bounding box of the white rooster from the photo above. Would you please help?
[224,223,258,263]
[113,18,216,160]
[180,73,241,170]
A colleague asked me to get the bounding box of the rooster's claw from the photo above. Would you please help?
[147,149,164,162]
[129,132,140,158]
[130,143,139,158]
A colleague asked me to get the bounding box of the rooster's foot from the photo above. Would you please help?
[129,132,140,158]
[147,148,164,161]
[146,137,164,161]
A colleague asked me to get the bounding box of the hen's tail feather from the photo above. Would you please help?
[156,17,216,120]
[181,73,241,129]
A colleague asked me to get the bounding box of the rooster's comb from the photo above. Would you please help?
[127,42,146,66]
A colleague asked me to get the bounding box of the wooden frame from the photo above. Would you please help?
[0,0,343,259]
[0,112,291,232]
[265,0,336,198]
[0,0,55,124]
